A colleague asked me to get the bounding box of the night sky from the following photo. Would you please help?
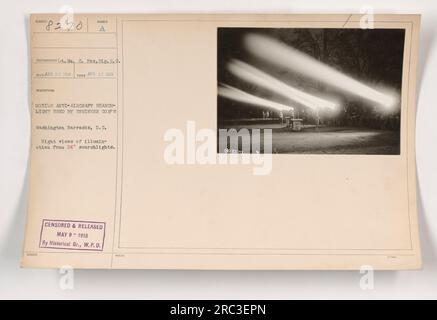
[217,28,405,126]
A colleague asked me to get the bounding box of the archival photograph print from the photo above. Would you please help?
[217,28,405,154]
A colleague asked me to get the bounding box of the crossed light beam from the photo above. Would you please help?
[227,59,338,112]
[218,84,293,112]
[243,33,398,109]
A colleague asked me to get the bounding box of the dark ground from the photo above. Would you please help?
[218,125,400,155]
[271,127,400,154]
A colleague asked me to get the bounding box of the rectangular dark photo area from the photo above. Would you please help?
[217,28,405,155]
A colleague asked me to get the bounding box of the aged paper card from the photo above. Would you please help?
[22,14,421,269]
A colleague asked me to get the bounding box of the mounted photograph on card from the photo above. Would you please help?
[23,14,421,270]
[217,28,405,154]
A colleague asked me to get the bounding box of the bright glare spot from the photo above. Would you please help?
[227,59,338,111]
[218,84,293,112]
[244,34,398,109]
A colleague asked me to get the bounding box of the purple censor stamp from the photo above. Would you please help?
[39,219,106,251]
